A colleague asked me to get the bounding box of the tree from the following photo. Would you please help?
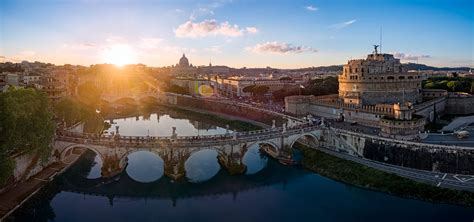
[78,81,102,106]
[253,85,270,97]
[447,81,461,92]
[166,84,190,95]
[54,97,94,127]
[0,88,55,184]
[242,85,256,96]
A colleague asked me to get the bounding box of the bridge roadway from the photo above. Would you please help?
[57,123,321,148]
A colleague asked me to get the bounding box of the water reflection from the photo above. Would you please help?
[86,155,102,179]
[12,151,474,222]
[243,145,268,175]
[185,149,220,183]
[108,114,231,137]
[126,151,164,183]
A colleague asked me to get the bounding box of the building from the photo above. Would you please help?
[171,54,196,76]
[0,72,25,92]
[35,71,68,101]
[23,75,41,86]
[285,46,429,139]
[338,47,422,105]
[212,75,299,98]
[170,76,215,96]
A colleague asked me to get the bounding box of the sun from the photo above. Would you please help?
[102,44,136,66]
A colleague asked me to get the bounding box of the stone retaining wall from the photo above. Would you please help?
[175,95,288,126]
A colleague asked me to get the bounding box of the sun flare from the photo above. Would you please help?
[102,44,136,66]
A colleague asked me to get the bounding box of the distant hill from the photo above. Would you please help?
[403,63,471,71]
[214,63,472,74]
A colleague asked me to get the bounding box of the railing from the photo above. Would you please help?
[331,127,474,151]
[56,123,321,147]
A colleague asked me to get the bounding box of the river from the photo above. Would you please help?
[8,112,474,222]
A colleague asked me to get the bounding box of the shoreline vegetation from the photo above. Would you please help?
[297,144,474,206]
[0,88,55,186]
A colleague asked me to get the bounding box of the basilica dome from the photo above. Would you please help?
[178,54,190,67]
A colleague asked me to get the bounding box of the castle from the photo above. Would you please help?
[285,46,474,139]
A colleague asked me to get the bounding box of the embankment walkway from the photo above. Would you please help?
[0,149,85,221]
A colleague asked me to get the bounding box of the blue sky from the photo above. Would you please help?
[1,0,473,68]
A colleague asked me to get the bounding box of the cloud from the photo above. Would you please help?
[246,41,317,54]
[394,53,431,61]
[62,42,97,50]
[246,27,258,34]
[306,5,318,11]
[205,45,223,54]
[329,19,356,29]
[175,19,257,38]
[190,7,214,20]
[4,51,37,62]
[189,0,231,20]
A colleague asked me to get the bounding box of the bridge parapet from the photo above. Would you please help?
[331,127,474,151]
[57,124,323,148]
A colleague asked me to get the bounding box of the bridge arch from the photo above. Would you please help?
[184,148,221,183]
[124,150,165,183]
[59,144,104,164]
[288,131,322,149]
[245,141,281,160]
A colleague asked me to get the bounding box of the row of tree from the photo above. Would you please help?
[423,77,474,93]
[0,88,55,185]
[272,76,338,101]
[242,85,270,97]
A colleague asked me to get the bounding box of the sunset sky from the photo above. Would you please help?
[1,0,473,68]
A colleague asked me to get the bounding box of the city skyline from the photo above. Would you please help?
[1,0,473,68]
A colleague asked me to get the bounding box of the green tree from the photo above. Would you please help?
[54,97,95,127]
[0,88,55,184]
[253,85,270,97]
[242,85,256,96]
[166,84,189,95]
[78,81,102,106]
[447,81,461,92]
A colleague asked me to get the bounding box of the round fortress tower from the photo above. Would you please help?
[338,46,423,106]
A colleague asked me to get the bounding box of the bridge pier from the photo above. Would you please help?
[218,143,247,175]
[162,149,190,181]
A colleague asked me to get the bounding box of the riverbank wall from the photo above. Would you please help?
[323,128,474,175]
[163,93,297,127]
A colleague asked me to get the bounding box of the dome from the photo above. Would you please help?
[178,54,189,67]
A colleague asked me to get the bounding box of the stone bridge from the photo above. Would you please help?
[53,122,359,180]
[101,92,166,103]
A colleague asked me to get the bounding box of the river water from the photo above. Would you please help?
[9,112,474,222]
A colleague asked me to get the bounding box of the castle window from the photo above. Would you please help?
[387,76,394,80]
[399,76,405,79]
